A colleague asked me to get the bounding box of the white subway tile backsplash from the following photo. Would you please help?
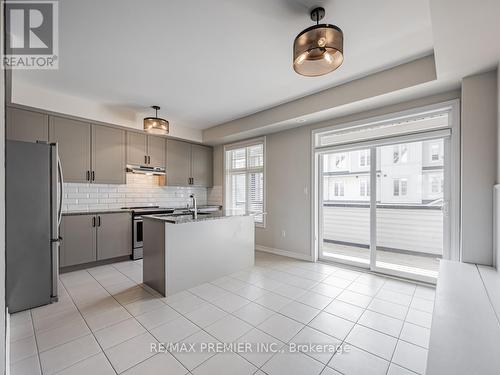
[62,174,208,212]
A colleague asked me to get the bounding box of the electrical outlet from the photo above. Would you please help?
[281,230,286,238]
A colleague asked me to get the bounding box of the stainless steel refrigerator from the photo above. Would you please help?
[6,140,63,313]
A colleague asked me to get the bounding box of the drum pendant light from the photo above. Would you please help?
[143,105,169,135]
[293,7,344,77]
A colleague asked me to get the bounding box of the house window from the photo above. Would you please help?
[334,181,344,197]
[359,150,370,167]
[393,178,408,196]
[393,144,408,164]
[430,144,440,161]
[225,139,265,226]
[359,179,370,197]
[431,175,443,194]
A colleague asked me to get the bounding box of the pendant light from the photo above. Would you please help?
[143,105,169,135]
[293,7,344,77]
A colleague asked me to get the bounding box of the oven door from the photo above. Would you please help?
[133,216,143,249]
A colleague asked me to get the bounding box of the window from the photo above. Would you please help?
[393,178,408,196]
[225,139,265,225]
[430,175,443,194]
[430,144,440,162]
[393,145,408,164]
[359,179,370,197]
[334,181,344,197]
[359,150,370,167]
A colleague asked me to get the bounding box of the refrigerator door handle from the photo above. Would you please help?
[57,155,64,225]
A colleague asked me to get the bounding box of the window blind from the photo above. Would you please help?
[225,140,265,225]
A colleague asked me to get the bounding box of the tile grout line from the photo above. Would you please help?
[29,309,44,375]
[58,270,119,375]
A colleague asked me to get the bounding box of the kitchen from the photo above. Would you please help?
[3,1,500,375]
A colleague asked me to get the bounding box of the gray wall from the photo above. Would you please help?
[256,126,312,257]
[220,90,460,259]
[461,70,498,265]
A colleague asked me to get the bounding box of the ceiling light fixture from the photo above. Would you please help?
[143,105,169,135]
[293,7,344,77]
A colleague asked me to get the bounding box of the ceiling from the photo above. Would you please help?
[12,0,434,130]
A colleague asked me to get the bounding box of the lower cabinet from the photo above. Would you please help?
[60,212,131,268]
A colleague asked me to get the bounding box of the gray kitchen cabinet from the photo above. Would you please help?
[126,132,165,167]
[96,213,132,260]
[60,212,131,268]
[165,140,213,187]
[147,135,165,167]
[92,125,126,184]
[191,144,213,187]
[59,215,96,267]
[6,107,49,143]
[49,116,91,183]
[126,132,148,165]
[165,139,192,186]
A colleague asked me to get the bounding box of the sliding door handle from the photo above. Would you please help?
[148,156,151,164]
[144,155,148,164]
[97,216,101,227]
[92,217,96,227]
[92,171,95,181]
[86,170,90,181]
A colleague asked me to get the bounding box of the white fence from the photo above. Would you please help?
[322,205,443,255]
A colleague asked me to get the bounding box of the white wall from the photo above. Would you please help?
[62,174,207,212]
[461,70,498,265]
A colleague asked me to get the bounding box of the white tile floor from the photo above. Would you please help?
[9,252,435,375]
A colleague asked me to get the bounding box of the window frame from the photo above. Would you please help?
[223,137,266,228]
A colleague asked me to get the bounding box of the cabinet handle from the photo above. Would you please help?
[144,155,148,164]
[92,171,95,181]
[86,171,90,181]
[92,217,96,227]
[97,216,101,227]
[148,156,151,164]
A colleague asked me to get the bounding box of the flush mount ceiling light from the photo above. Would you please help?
[293,7,344,77]
[143,105,169,135]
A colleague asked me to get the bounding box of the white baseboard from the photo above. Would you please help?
[255,245,313,261]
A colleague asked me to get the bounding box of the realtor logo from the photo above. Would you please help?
[2,1,59,69]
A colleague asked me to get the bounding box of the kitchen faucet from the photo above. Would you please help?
[189,194,197,219]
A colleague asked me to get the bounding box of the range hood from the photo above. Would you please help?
[126,164,166,176]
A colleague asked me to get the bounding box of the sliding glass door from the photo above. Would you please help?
[318,136,448,281]
[319,149,372,267]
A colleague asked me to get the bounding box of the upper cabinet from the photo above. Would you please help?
[166,139,213,187]
[165,140,192,186]
[6,107,49,143]
[126,132,165,168]
[92,125,126,184]
[50,116,126,184]
[148,135,166,167]
[191,144,213,187]
[49,116,91,183]
[126,132,148,165]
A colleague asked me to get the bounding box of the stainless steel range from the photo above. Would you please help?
[122,206,175,259]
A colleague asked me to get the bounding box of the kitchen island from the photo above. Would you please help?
[142,211,255,296]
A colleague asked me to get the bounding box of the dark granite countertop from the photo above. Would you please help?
[62,208,132,216]
[143,210,256,224]
[62,205,222,216]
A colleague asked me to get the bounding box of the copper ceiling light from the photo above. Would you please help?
[143,105,169,135]
[293,7,344,77]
